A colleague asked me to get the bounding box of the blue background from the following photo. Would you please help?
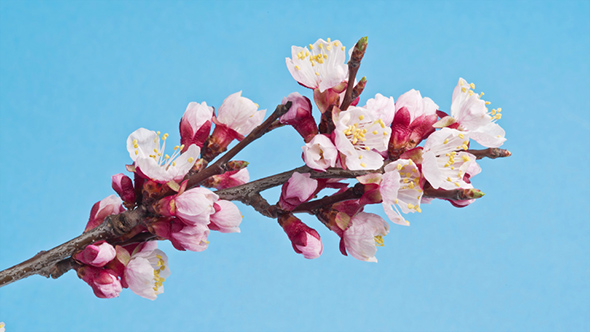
[1,1,588,331]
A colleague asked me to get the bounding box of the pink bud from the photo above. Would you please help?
[77,266,122,299]
[209,200,242,233]
[302,134,338,171]
[84,195,125,232]
[206,168,249,190]
[179,101,214,150]
[111,173,135,203]
[279,214,323,259]
[174,187,219,225]
[74,241,116,267]
[279,92,318,142]
[279,172,318,211]
[169,222,210,252]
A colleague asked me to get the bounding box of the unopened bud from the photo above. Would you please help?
[351,76,367,100]
[465,188,485,199]
[351,36,368,63]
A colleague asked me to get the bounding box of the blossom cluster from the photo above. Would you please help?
[280,37,507,262]
[74,36,508,300]
[76,92,261,299]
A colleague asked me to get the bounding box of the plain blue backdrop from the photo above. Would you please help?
[1,1,588,331]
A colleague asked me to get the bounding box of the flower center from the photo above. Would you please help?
[152,254,167,295]
[459,80,503,122]
[374,235,385,247]
[294,38,346,75]
[342,116,388,151]
[132,131,193,170]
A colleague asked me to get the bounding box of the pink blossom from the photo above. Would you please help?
[149,218,210,252]
[395,89,438,120]
[356,159,422,226]
[333,106,391,170]
[111,173,135,203]
[207,168,249,190]
[279,172,318,211]
[77,266,122,299]
[421,128,479,190]
[365,93,395,127]
[279,92,318,142]
[342,212,389,262]
[84,195,125,232]
[179,101,214,150]
[171,222,210,252]
[74,241,116,267]
[381,160,423,226]
[279,214,323,259]
[214,91,266,140]
[209,200,242,233]
[286,38,348,93]
[123,241,170,300]
[435,78,506,148]
[388,89,439,158]
[302,134,338,171]
[127,128,200,184]
[174,187,219,225]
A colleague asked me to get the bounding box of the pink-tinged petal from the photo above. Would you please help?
[210,200,242,233]
[128,127,200,183]
[286,39,348,92]
[174,187,218,225]
[408,114,437,147]
[279,172,318,211]
[450,78,506,146]
[333,106,390,170]
[179,101,214,149]
[302,134,338,171]
[396,89,423,117]
[279,214,323,259]
[295,233,323,259]
[365,93,395,127]
[423,128,468,155]
[75,241,116,268]
[422,150,445,189]
[84,195,125,232]
[380,160,422,226]
[313,86,344,113]
[111,173,135,203]
[127,128,156,161]
[469,122,506,148]
[382,203,408,226]
[395,89,438,120]
[216,91,266,138]
[280,92,318,142]
[342,212,389,262]
[124,243,170,300]
[211,168,249,190]
[171,222,210,252]
[77,266,122,299]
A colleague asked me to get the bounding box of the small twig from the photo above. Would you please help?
[423,187,485,200]
[340,37,368,111]
[468,148,512,160]
[185,102,292,189]
[239,192,280,219]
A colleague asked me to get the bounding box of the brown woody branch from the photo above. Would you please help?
[0,207,148,288]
